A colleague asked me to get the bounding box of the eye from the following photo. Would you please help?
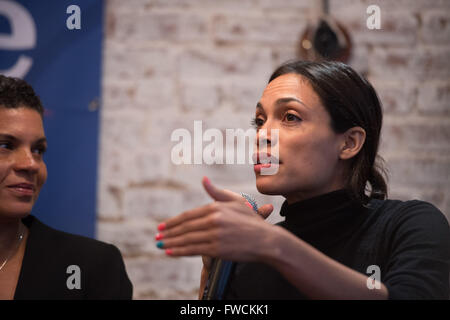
[250,116,265,129]
[0,141,12,150]
[32,145,47,155]
[284,113,302,123]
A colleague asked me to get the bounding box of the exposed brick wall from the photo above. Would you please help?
[98,0,450,299]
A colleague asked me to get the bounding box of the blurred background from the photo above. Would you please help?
[1,0,449,299]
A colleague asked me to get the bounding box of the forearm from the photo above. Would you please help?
[261,226,388,300]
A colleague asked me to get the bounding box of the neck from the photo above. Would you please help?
[0,217,23,257]
[284,184,346,205]
[284,170,348,204]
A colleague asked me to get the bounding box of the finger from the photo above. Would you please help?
[222,189,247,202]
[157,230,216,249]
[159,202,217,231]
[165,243,216,257]
[160,213,219,239]
[219,189,257,212]
[202,176,235,202]
[257,204,274,220]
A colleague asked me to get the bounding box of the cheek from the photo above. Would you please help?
[0,163,10,184]
[284,134,339,175]
[37,163,48,190]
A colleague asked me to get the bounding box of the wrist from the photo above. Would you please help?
[256,225,289,267]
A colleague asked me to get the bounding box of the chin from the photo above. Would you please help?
[0,203,33,220]
[255,175,283,195]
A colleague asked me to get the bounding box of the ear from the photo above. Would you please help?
[339,127,366,160]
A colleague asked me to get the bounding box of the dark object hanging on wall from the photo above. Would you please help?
[298,0,352,63]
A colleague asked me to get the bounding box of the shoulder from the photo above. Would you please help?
[366,199,450,299]
[24,215,121,260]
[18,215,132,299]
[366,197,450,266]
[368,198,449,228]
[366,198,450,247]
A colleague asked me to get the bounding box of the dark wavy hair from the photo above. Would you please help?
[0,74,44,117]
[269,60,388,204]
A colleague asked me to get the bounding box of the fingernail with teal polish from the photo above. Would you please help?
[156,241,164,249]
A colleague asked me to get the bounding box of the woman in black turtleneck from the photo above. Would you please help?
[155,61,450,299]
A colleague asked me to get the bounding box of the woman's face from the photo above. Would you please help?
[0,107,47,219]
[253,73,347,203]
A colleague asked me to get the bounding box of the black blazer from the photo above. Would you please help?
[14,215,133,299]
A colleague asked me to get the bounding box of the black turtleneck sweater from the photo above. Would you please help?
[224,189,450,299]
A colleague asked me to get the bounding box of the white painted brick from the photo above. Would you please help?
[134,78,178,111]
[369,47,450,81]
[330,0,450,13]
[388,186,446,211]
[112,12,209,43]
[103,45,175,81]
[347,45,370,75]
[319,10,418,46]
[96,180,123,220]
[171,163,257,189]
[97,218,160,256]
[385,156,450,188]
[380,120,450,157]
[213,14,308,45]
[102,81,139,112]
[123,187,210,221]
[178,47,273,84]
[125,256,202,299]
[219,82,265,113]
[128,149,172,185]
[372,82,417,115]
[271,45,299,70]
[258,0,312,11]
[179,82,220,113]
[417,82,450,116]
[421,10,450,45]
[107,0,265,12]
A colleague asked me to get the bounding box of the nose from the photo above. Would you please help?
[256,121,279,149]
[257,128,271,148]
[13,148,39,174]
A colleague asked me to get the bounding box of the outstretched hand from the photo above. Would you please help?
[202,177,274,219]
[155,177,274,262]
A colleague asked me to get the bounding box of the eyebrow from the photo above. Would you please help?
[256,97,310,111]
[0,133,47,144]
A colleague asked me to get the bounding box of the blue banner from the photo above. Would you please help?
[0,0,104,238]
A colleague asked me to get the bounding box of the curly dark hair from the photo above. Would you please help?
[0,74,44,117]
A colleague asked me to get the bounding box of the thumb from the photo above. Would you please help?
[202,176,235,202]
[257,204,274,220]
